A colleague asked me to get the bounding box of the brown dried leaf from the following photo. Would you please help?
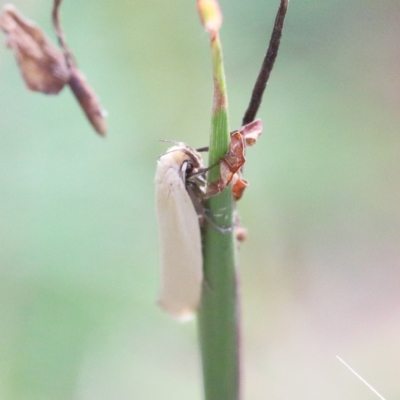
[206,120,263,199]
[206,178,225,198]
[225,131,246,171]
[231,173,248,201]
[0,4,70,94]
[206,133,245,198]
[237,118,263,146]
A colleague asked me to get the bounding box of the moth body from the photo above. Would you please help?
[155,144,205,321]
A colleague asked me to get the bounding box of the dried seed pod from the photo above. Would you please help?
[69,67,107,136]
[1,2,107,136]
[52,0,107,136]
[0,4,70,94]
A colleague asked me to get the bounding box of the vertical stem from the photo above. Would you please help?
[197,2,240,399]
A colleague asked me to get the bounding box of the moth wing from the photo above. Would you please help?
[156,167,203,321]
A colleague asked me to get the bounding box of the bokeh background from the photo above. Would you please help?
[1,0,400,398]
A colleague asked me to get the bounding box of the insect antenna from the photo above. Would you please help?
[159,139,181,145]
[157,144,196,161]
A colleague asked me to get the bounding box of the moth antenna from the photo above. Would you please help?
[242,0,289,125]
[157,144,202,169]
[157,146,186,159]
[159,139,181,145]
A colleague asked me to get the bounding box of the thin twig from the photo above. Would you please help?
[242,0,288,125]
[52,0,75,68]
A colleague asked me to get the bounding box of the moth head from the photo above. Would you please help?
[158,144,203,174]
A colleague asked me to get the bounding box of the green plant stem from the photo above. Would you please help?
[198,30,241,400]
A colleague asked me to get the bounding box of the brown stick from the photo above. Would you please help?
[242,0,289,125]
[52,0,75,68]
[51,0,107,136]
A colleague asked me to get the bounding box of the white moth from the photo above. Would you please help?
[155,143,205,321]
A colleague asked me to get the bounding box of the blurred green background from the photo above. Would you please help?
[1,0,400,398]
